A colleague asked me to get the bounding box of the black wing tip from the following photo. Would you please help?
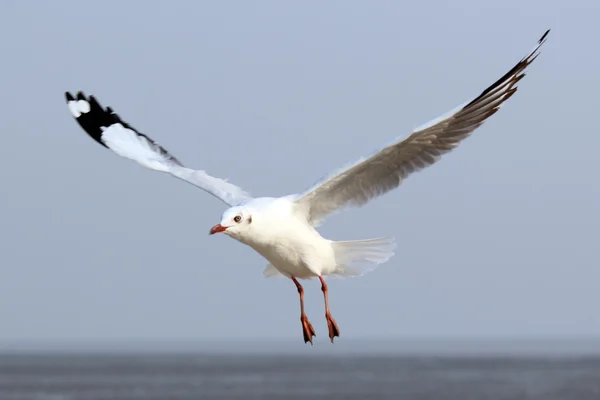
[65,90,92,103]
[64,90,183,166]
[462,30,549,110]
[65,89,111,148]
[539,29,550,44]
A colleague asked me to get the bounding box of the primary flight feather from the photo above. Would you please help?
[65,29,550,344]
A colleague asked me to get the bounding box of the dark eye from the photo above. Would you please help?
[234,215,242,223]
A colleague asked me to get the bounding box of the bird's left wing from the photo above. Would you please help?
[293,30,549,226]
[65,92,251,206]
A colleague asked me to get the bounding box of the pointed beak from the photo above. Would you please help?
[209,223,227,235]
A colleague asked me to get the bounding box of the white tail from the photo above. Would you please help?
[329,236,396,277]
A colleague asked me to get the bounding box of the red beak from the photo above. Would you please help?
[209,224,227,235]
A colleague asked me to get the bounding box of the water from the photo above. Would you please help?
[2,353,600,399]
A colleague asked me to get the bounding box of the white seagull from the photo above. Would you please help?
[65,30,549,344]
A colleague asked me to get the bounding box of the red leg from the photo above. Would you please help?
[318,276,340,343]
[292,276,316,344]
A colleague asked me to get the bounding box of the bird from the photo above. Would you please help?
[65,29,549,344]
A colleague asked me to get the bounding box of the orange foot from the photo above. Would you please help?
[325,312,340,343]
[301,314,316,344]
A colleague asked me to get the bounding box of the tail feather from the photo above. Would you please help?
[329,236,396,277]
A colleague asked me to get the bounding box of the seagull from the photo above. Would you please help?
[65,29,549,344]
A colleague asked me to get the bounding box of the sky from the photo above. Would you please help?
[0,0,598,351]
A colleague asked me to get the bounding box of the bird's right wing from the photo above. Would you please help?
[65,92,252,207]
[293,30,549,226]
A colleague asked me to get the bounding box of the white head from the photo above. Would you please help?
[209,197,293,245]
[209,206,254,242]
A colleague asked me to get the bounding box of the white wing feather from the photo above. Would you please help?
[294,30,550,226]
[65,92,251,206]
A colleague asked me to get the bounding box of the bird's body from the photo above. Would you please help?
[217,196,395,279]
[64,30,550,344]
[242,199,336,279]
[229,196,338,279]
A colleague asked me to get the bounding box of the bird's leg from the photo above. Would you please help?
[318,276,340,343]
[292,276,316,344]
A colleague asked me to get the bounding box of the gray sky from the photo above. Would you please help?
[1,0,598,350]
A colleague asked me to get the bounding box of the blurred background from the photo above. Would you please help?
[0,0,597,354]
[4,1,600,398]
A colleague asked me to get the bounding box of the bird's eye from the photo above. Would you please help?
[233,215,242,223]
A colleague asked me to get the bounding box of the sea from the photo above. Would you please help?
[2,339,600,399]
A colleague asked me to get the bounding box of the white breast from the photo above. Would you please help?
[250,213,336,279]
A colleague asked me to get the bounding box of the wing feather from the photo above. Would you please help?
[294,30,550,226]
[65,91,251,206]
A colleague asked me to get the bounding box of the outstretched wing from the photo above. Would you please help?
[65,92,252,206]
[294,30,550,226]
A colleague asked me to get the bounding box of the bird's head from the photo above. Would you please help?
[209,206,254,241]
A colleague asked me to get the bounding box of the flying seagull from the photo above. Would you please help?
[65,29,549,344]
